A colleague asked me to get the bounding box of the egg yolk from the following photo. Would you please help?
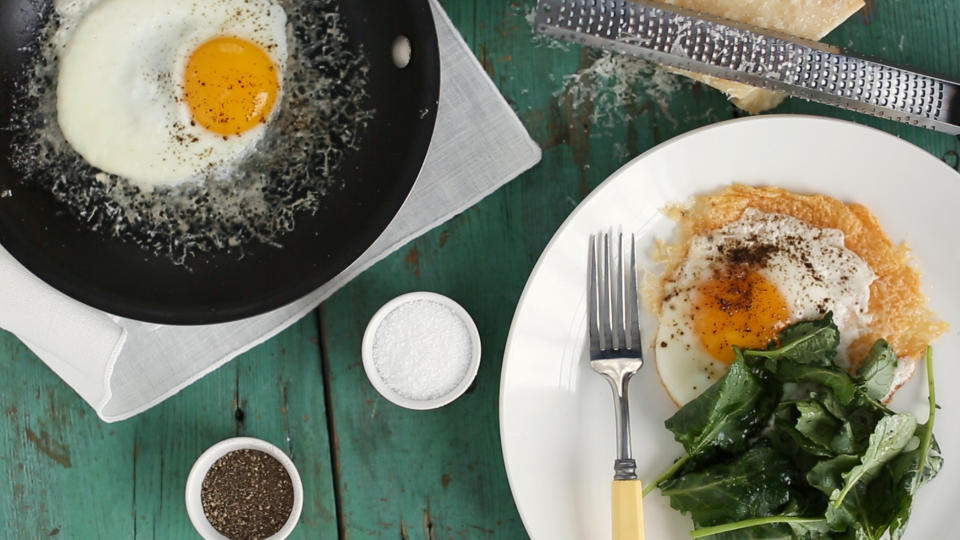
[692,270,790,365]
[183,37,279,136]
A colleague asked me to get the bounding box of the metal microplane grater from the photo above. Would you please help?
[535,0,960,136]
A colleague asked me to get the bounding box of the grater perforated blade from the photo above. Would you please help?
[535,0,960,136]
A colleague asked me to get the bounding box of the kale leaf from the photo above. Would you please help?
[742,312,839,368]
[886,433,942,540]
[856,339,898,402]
[792,400,857,456]
[807,455,893,539]
[664,351,779,459]
[649,316,941,540]
[887,348,941,540]
[775,411,835,458]
[686,496,833,540]
[806,454,861,498]
[699,523,795,539]
[775,363,857,405]
[830,413,917,507]
[823,472,895,540]
[660,444,792,528]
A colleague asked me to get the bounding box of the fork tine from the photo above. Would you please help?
[626,233,641,350]
[587,234,601,357]
[586,230,644,485]
[610,231,624,350]
[599,233,613,351]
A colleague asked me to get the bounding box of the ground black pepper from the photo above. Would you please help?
[723,242,778,266]
[201,449,295,540]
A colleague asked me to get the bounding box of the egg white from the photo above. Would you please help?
[55,0,288,189]
[656,209,877,405]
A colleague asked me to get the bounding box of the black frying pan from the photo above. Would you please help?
[0,0,440,324]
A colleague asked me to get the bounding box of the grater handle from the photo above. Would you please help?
[535,0,960,136]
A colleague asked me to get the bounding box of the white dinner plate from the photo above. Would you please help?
[499,115,960,539]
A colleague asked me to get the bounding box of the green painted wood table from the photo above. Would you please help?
[2,1,958,538]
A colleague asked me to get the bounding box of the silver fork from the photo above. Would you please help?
[587,231,645,540]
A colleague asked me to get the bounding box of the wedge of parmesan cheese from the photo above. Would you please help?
[661,0,865,113]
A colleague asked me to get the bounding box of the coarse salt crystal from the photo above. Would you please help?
[371,299,473,401]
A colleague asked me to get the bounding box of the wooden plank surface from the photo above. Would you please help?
[0,317,338,539]
[1,0,959,538]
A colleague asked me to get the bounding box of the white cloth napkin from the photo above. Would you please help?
[0,0,541,422]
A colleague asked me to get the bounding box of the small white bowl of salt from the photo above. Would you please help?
[362,291,481,409]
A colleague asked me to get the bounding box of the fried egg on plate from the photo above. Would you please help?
[651,186,947,406]
[55,0,288,189]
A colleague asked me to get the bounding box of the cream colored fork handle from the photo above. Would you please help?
[612,479,645,540]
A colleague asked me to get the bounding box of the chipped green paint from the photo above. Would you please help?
[2,0,960,538]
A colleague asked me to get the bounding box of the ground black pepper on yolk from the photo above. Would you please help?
[184,37,280,137]
[692,262,790,365]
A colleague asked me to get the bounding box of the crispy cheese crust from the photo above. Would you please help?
[652,185,947,374]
